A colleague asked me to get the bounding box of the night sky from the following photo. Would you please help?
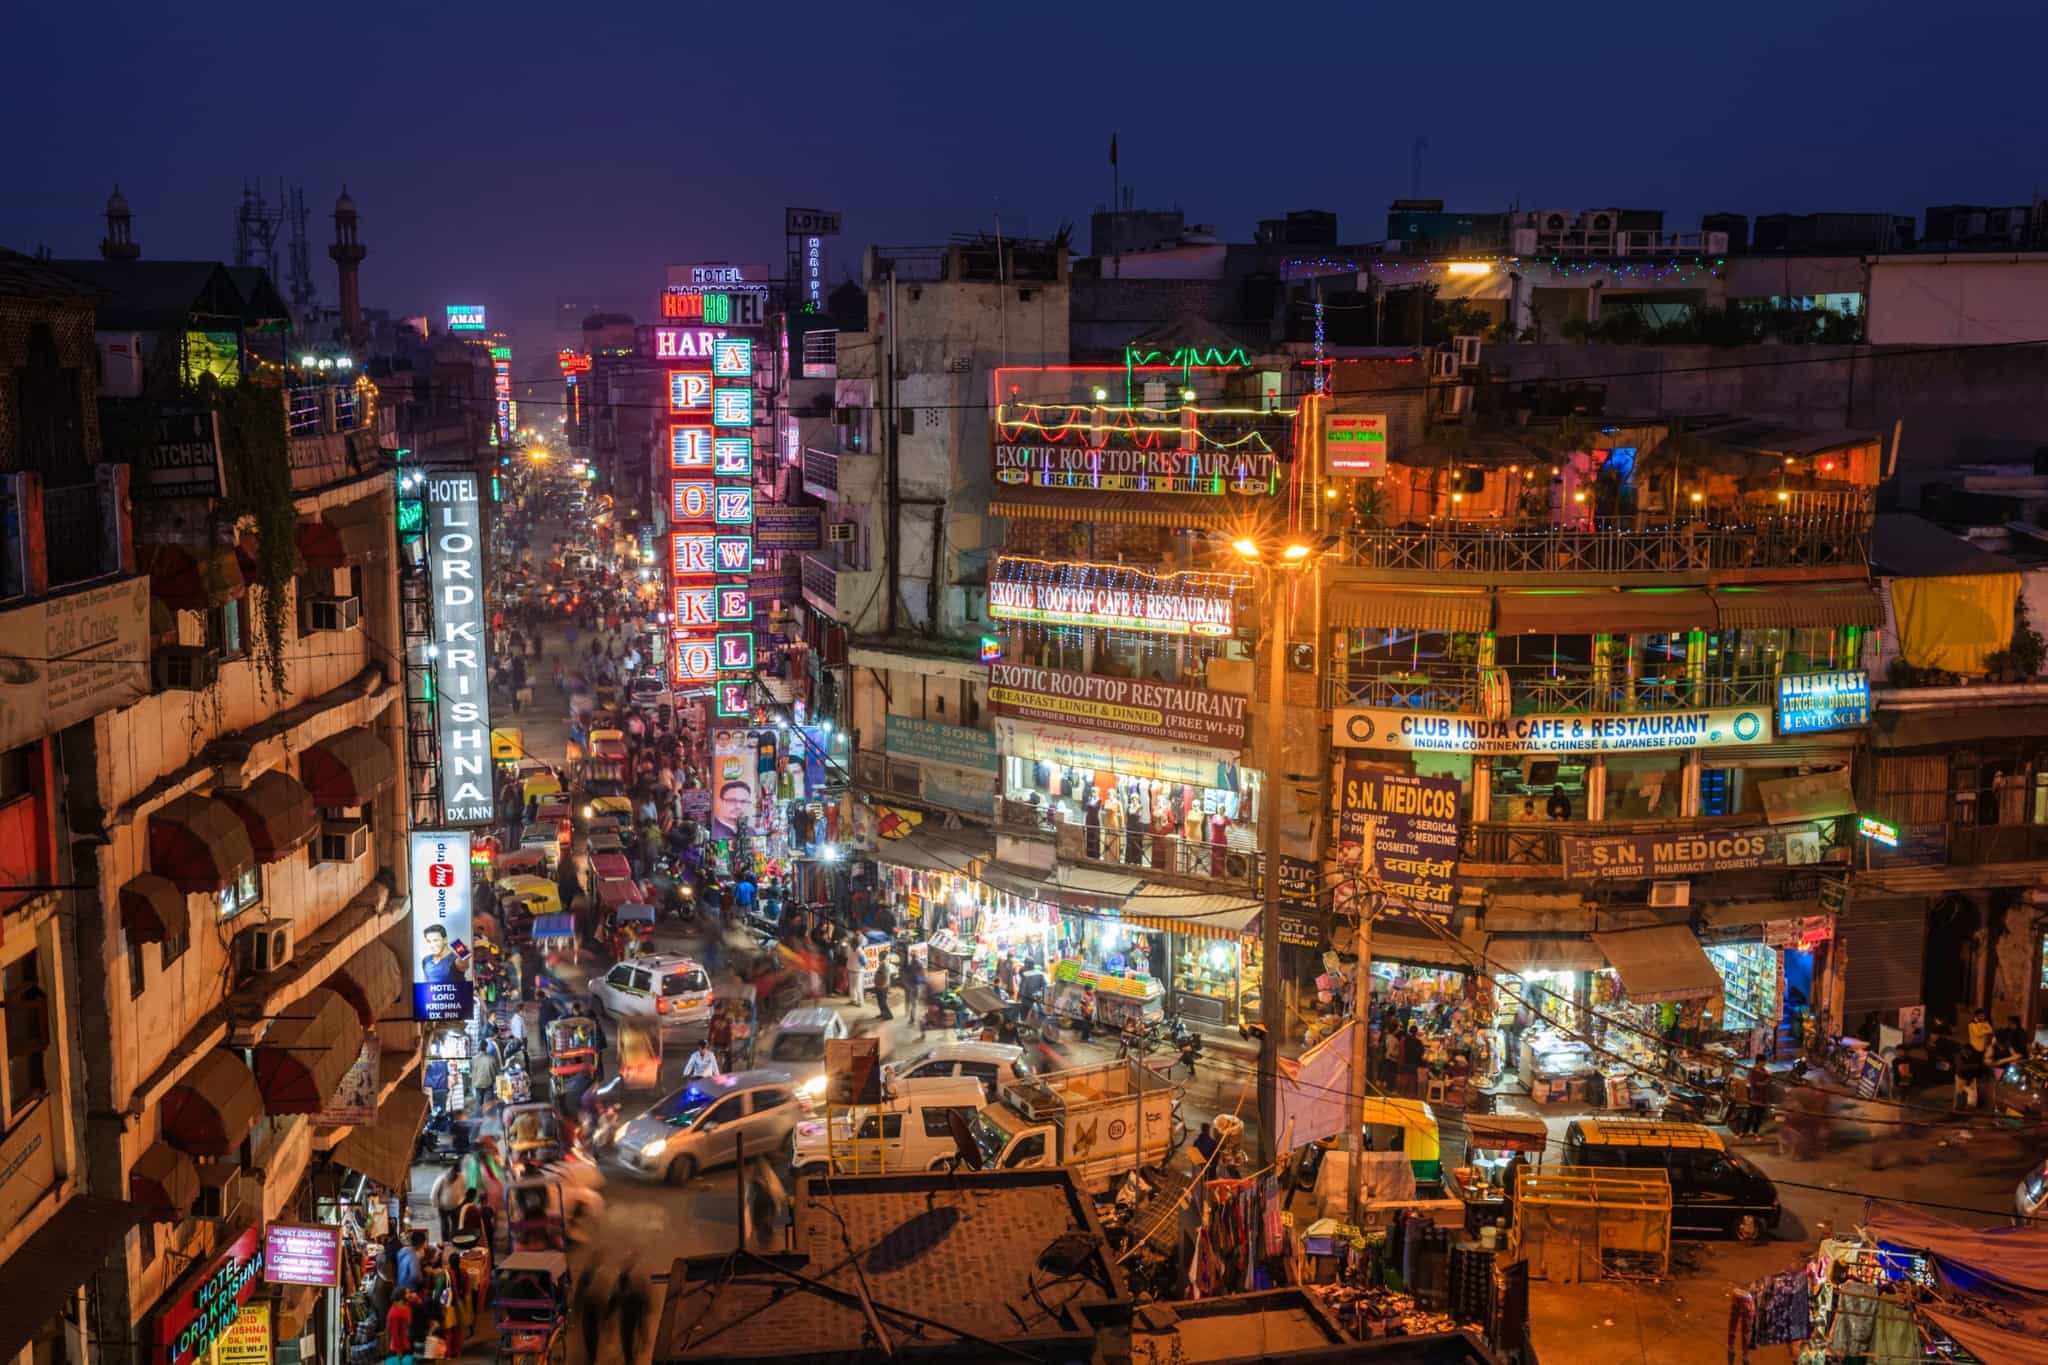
[6,1,2043,355]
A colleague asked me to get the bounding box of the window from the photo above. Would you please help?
[3,952,51,1123]
[217,865,262,920]
[160,926,186,969]
[922,1105,974,1140]
[605,964,635,989]
[207,601,246,658]
[1002,1133,1046,1168]
[127,939,147,999]
[662,970,709,997]
[960,1062,1000,1095]
[698,1095,746,1129]
[750,1089,792,1115]
[136,1219,156,1268]
[0,745,34,803]
[856,1113,904,1141]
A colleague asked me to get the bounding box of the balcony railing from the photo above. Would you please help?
[1462,813,1849,869]
[1948,822,2048,866]
[1340,511,1870,576]
[1325,662,1779,715]
[801,329,838,379]
[1042,812,1257,884]
[42,483,108,588]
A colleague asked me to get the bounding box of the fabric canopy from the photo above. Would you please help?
[216,769,318,863]
[0,1198,148,1364]
[1864,1198,2048,1305]
[329,941,405,1029]
[159,1050,265,1156]
[1921,1306,2048,1365]
[143,542,243,611]
[1711,585,1884,629]
[1889,573,2020,674]
[128,1140,200,1219]
[301,727,396,807]
[251,987,364,1114]
[1484,935,1607,973]
[1328,585,1492,633]
[872,825,990,876]
[1591,924,1723,1003]
[295,519,348,573]
[149,793,255,894]
[332,1086,432,1191]
[1118,887,1259,940]
[1495,588,1717,636]
[118,873,186,945]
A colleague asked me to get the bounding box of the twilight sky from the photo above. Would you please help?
[5,0,2043,358]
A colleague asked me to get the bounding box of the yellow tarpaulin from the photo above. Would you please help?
[1890,573,2019,674]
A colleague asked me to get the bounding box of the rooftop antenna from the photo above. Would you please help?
[285,183,318,314]
[234,181,282,275]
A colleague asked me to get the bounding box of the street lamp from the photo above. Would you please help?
[1229,534,1333,1167]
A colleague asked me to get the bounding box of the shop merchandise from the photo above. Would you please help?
[1004,759,1255,874]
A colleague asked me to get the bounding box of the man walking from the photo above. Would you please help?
[610,1260,651,1365]
[872,953,894,1021]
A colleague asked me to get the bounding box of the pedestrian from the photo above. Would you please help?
[707,1008,734,1071]
[455,1187,484,1243]
[384,1291,416,1365]
[395,1229,426,1292]
[682,1038,720,1079]
[1969,1009,1995,1055]
[905,964,925,1038]
[1743,1059,1772,1136]
[872,954,894,1021]
[1193,1120,1218,1165]
[610,1260,651,1365]
[1955,1045,1986,1110]
[1399,1025,1425,1097]
[1077,985,1097,1043]
[1545,784,1572,820]
[575,1265,605,1365]
[430,1161,466,1241]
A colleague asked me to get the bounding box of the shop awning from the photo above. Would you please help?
[1482,935,1607,974]
[980,861,1141,911]
[0,1197,150,1364]
[1591,924,1723,1003]
[1119,887,1260,940]
[301,726,396,806]
[118,873,186,945]
[215,769,318,863]
[1328,585,1492,634]
[1495,588,1717,637]
[160,1050,265,1156]
[295,519,348,573]
[143,542,243,611]
[329,940,405,1029]
[149,793,256,894]
[331,1086,432,1191]
[1463,1115,1549,1155]
[873,825,991,876]
[1874,704,2048,750]
[251,987,365,1114]
[996,717,1237,786]
[128,1140,201,1220]
[988,486,1277,532]
[1711,585,1884,629]
[1758,767,1856,825]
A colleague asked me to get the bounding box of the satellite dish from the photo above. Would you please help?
[945,1107,984,1171]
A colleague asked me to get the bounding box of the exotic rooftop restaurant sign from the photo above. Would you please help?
[988,575,1236,637]
[987,661,1248,752]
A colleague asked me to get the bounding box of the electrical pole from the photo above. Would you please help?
[1257,569,1288,1165]
[1346,840,1377,1226]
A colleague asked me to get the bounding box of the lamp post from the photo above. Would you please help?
[1232,537,1319,1167]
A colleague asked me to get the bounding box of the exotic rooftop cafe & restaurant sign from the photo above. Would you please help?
[987,559,1242,638]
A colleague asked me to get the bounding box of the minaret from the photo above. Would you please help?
[100,187,140,260]
[328,187,367,347]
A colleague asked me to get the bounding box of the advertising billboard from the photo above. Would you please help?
[1335,765,1463,929]
[1334,705,1771,756]
[425,474,494,823]
[446,305,485,332]
[410,830,474,1020]
[263,1224,342,1287]
[709,729,758,842]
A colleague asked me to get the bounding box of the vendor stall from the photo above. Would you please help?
[1049,917,1165,1029]
[1048,958,1163,1031]
[1445,1115,1548,1233]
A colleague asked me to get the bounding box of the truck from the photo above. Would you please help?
[969,1059,1186,1192]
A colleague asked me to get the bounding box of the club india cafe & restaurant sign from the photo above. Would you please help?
[1336,704,1773,755]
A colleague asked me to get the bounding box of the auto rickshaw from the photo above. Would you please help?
[585,729,629,793]
[521,770,563,810]
[502,1102,568,1170]
[491,1250,570,1365]
[497,874,562,920]
[547,1017,602,1103]
[537,800,575,850]
[500,846,551,881]
[589,851,633,884]
[608,902,657,959]
[491,727,524,764]
[585,793,634,824]
[1358,1096,1444,1187]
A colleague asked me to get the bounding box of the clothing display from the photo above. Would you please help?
[1742,1268,1810,1348]
[1004,758,1256,873]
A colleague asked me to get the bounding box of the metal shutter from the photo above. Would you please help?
[1839,897,1927,1016]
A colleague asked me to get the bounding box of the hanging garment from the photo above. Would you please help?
[1745,1268,1810,1347]
[1866,1298,1919,1364]
[1084,798,1102,860]
[1151,790,1171,868]
[1100,792,1125,864]
[1209,813,1229,877]
[1828,1285,1881,1356]
[1727,1292,1756,1365]
[1124,783,1145,863]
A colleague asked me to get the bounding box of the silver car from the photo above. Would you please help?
[613,1068,800,1185]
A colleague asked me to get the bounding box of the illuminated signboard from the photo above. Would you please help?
[715,486,754,526]
[408,831,474,1021]
[1777,670,1870,735]
[556,349,591,376]
[711,337,753,378]
[671,426,713,470]
[650,326,728,359]
[424,474,494,821]
[715,536,753,572]
[993,442,1279,496]
[718,632,755,670]
[1858,814,1901,847]
[661,291,763,327]
[674,587,716,628]
[447,305,486,332]
[674,638,717,687]
[713,436,753,476]
[672,481,714,522]
[669,370,712,417]
[987,572,1236,637]
[158,1225,265,1365]
[671,533,715,575]
[712,387,753,427]
[717,680,751,716]
[1325,413,1389,476]
[716,586,753,622]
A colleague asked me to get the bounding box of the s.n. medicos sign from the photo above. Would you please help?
[425,474,495,823]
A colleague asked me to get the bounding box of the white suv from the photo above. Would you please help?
[590,954,712,1035]
[888,1042,1030,1101]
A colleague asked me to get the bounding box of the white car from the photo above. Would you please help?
[758,1007,852,1106]
[888,1042,1031,1101]
[589,954,712,1035]
[615,1069,802,1184]
[627,675,671,713]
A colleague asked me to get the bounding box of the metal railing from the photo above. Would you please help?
[42,483,107,588]
[1325,663,1778,715]
[286,388,324,436]
[1048,813,1257,884]
[800,329,837,377]
[1340,511,1871,575]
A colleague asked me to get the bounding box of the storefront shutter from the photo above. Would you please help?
[1838,897,1927,1017]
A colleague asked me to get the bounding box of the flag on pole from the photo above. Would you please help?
[1110,132,1118,167]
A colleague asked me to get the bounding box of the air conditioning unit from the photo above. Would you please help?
[233,922,293,981]
[826,522,856,544]
[318,820,370,864]
[303,594,362,633]
[1225,851,1253,880]
[1429,351,1460,381]
[1453,335,1484,368]
[1540,211,1570,234]
[1584,209,1619,235]
[153,646,221,692]
[1444,385,1474,417]
[191,1162,246,1222]
[99,334,143,398]
[1648,881,1692,909]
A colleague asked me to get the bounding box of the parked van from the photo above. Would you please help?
[1561,1119,1780,1242]
[792,1077,989,1177]
[888,1042,1030,1100]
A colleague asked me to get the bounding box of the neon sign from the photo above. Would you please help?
[713,436,753,476]
[674,638,717,685]
[717,633,755,670]
[1857,815,1900,848]
[717,680,751,717]
[557,349,591,375]
[712,387,753,427]
[652,327,728,359]
[711,338,753,378]
[716,586,752,622]
[447,305,486,332]
[669,370,711,417]
[674,587,715,627]
[715,486,754,526]
[672,534,714,575]
[673,481,714,522]
[671,427,713,469]
[715,536,753,572]
[158,1225,264,1365]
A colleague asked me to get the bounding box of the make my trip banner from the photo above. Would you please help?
[1335,763,1463,930]
[987,662,1248,752]
[1559,825,1823,880]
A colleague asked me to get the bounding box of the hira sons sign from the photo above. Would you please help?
[1337,705,1771,755]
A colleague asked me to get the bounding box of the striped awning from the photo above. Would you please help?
[1496,588,1718,636]
[989,486,1277,531]
[1712,586,1884,629]
[1329,585,1492,633]
[1119,887,1260,940]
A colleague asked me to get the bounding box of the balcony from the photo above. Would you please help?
[799,552,880,627]
[1338,510,1870,581]
[1325,660,1780,716]
[1949,822,2048,866]
[800,329,837,379]
[996,802,1260,888]
[284,385,377,492]
[1461,812,1850,874]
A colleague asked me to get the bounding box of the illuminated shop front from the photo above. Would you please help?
[1048,916,1165,1030]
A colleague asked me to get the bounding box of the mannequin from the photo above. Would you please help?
[1150,783,1171,869]
[1083,791,1102,860]
[1101,787,1125,865]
